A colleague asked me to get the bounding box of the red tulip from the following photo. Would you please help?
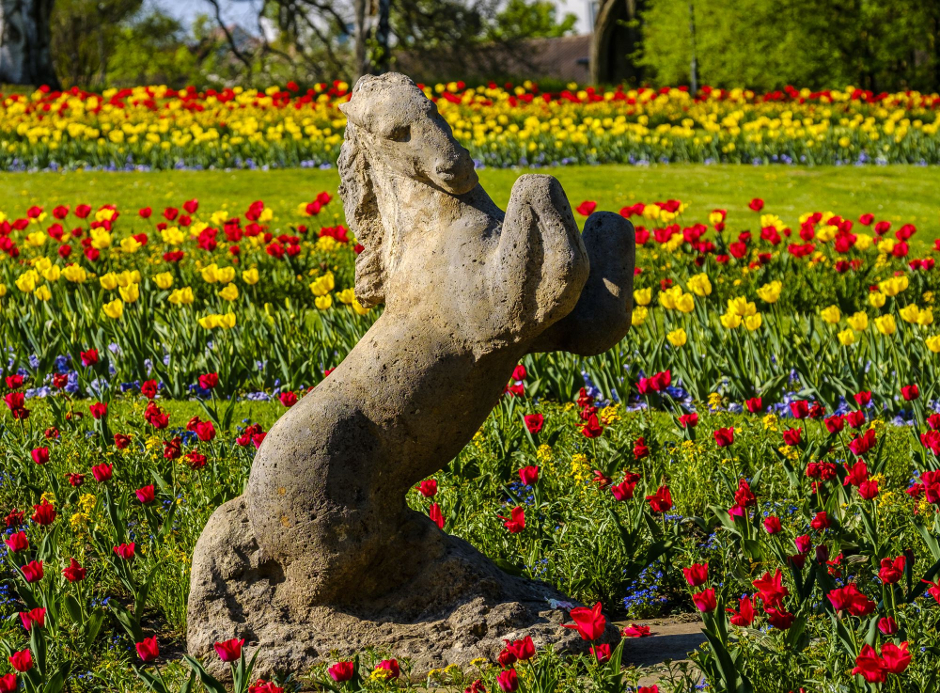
[858,479,879,500]
[496,669,518,692]
[21,560,43,583]
[764,515,783,534]
[881,641,911,675]
[575,201,597,216]
[195,420,216,442]
[878,616,898,635]
[279,391,298,407]
[198,373,219,389]
[89,402,107,419]
[765,607,795,630]
[645,485,673,513]
[692,588,717,612]
[0,674,16,693]
[638,687,659,693]
[328,661,354,682]
[752,569,788,607]
[810,511,830,531]
[113,543,136,560]
[19,607,45,631]
[416,479,437,497]
[63,557,86,582]
[678,412,698,428]
[748,198,764,212]
[744,397,762,413]
[581,413,604,438]
[80,348,99,367]
[844,410,864,428]
[562,601,606,641]
[794,535,812,555]
[622,623,651,637]
[498,507,526,533]
[8,650,32,673]
[823,415,844,434]
[31,501,56,525]
[141,380,159,399]
[518,465,539,486]
[611,477,638,501]
[429,503,445,529]
[30,447,49,465]
[682,562,708,587]
[523,413,544,434]
[852,644,886,683]
[789,400,809,419]
[5,531,28,553]
[843,460,869,486]
[136,636,159,662]
[728,595,755,626]
[374,659,399,679]
[135,485,155,504]
[591,644,611,663]
[901,384,919,401]
[782,428,801,446]
[878,556,906,585]
[505,635,535,661]
[734,479,756,508]
[213,638,244,662]
[854,391,872,406]
[713,427,734,447]
[92,463,113,482]
[512,364,527,381]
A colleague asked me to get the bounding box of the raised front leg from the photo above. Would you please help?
[488,174,590,347]
[530,211,635,356]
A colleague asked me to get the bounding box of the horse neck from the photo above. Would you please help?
[370,165,465,233]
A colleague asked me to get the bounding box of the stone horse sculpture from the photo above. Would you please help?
[188,72,635,675]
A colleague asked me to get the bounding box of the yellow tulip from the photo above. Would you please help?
[62,265,88,283]
[675,293,694,313]
[658,285,681,310]
[15,271,39,293]
[633,287,652,306]
[727,296,756,317]
[837,328,856,346]
[351,298,370,316]
[667,328,687,347]
[868,292,886,308]
[219,284,239,301]
[161,227,185,246]
[874,314,896,336]
[201,264,220,283]
[744,313,762,331]
[846,311,868,331]
[168,287,195,305]
[99,272,118,291]
[242,268,259,285]
[103,299,124,319]
[820,305,841,324]
[879,275,909,297]
[42,265,61,282]
[120,236,142,254]
[926,334,940,353]
[216,266,236,284]
[631,306,648,326]
[720,312,742,329]
[756,280,782,304]
[34,285,52,301]
[309,271,335,297]
[219,312,236,329]
[26,232,46,247]
[119,283,139,304]
[90,228,112,249]
[198,314,219,329]
[154,272,174,289]
[687,273,712,297]
[0,283,6,297]
[918,308,934,326]
[315,294,333,310]
[900,304,921,324]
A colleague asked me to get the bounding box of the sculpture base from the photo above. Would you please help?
[187,498,617,678]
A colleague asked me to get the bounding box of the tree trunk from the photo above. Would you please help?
[0,0,59,89]
[353,0,391,80]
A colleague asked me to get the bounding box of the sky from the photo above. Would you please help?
[152,0,597,34]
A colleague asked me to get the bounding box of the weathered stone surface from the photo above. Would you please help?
[188,72,634,677]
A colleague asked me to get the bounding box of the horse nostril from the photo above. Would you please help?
[434,161,458,180]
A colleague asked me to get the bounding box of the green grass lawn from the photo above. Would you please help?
[2,163,938,243]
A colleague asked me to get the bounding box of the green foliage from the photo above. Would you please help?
[488,0,578,40]
[639,0,940,92]
[106,12,197,88]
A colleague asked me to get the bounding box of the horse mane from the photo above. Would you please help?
[338,118,386,308]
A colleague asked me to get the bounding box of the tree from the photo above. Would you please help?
[0,0,59,88]
[50,0,142,88]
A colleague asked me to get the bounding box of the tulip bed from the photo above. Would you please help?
[3,189,940,692]
[3,83,940,171]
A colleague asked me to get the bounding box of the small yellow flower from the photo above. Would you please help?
[103,299,124,319]
[874,314,896,336]
[154,272,174,289]
[667,328,687,347]
[820,305,841,324]
[837,328,856,346]
[633,287,652,306]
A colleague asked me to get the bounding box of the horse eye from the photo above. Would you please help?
[389,125,411,142]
